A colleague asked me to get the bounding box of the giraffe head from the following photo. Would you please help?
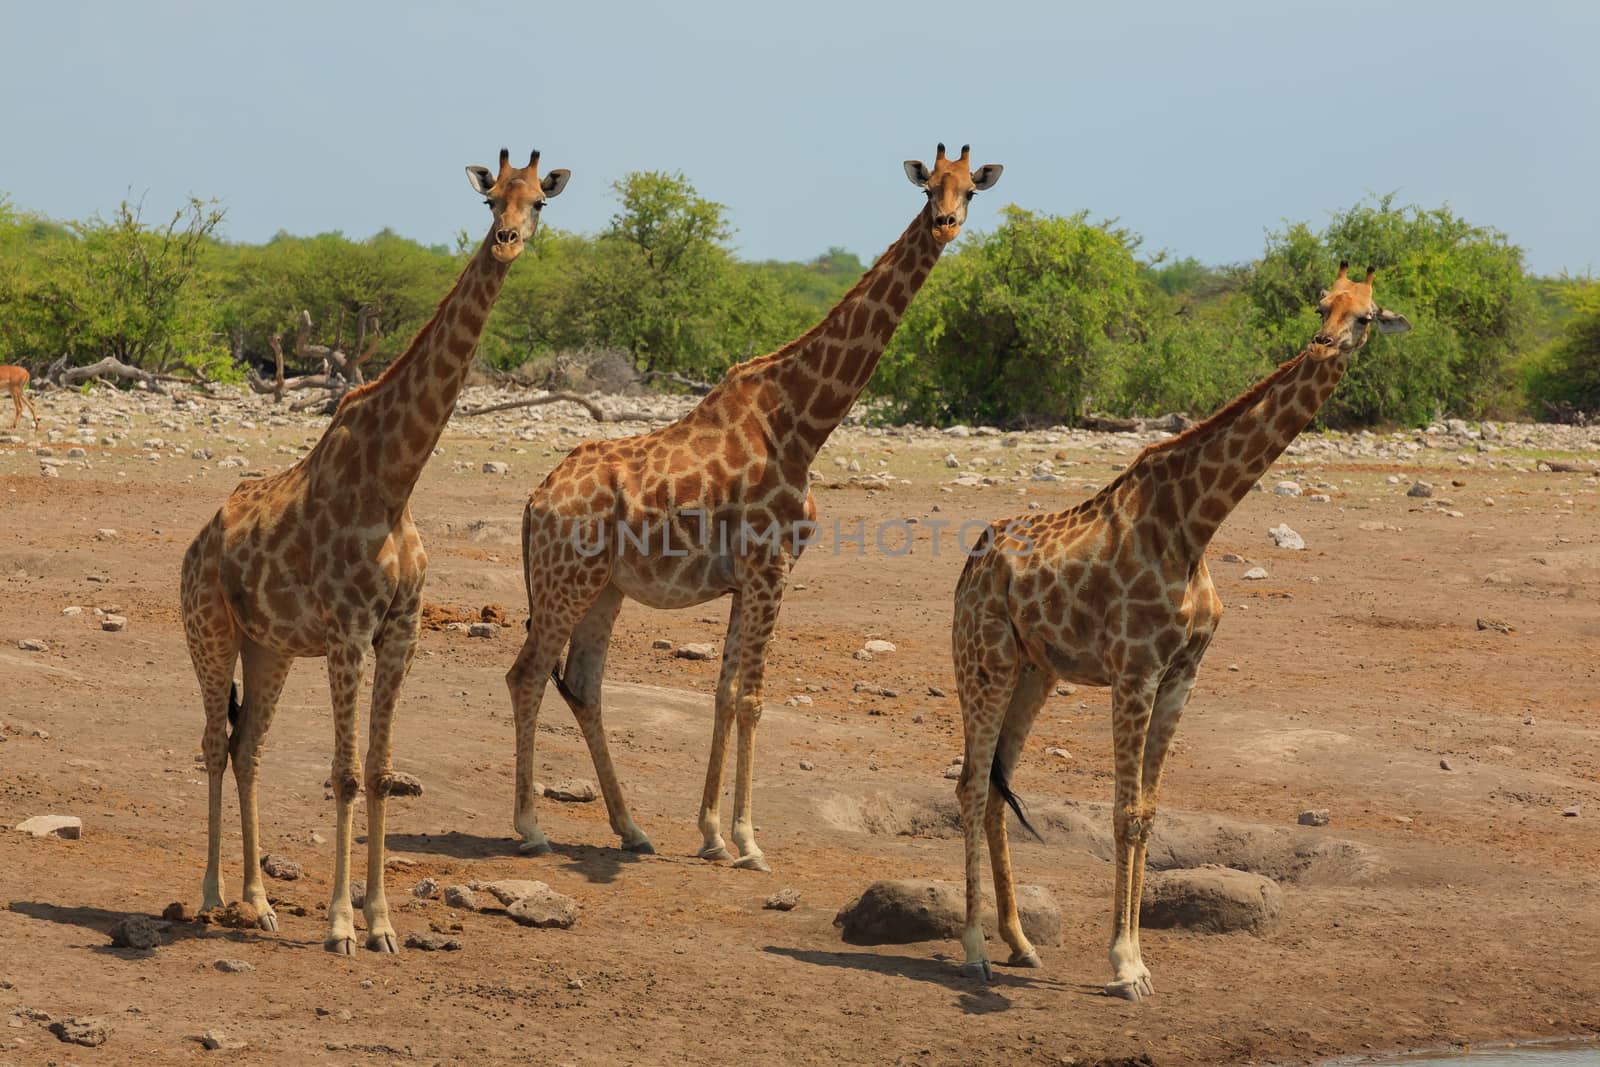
[903,143,1003,245]
[1312,262,1412,352]
[465,148,571,263]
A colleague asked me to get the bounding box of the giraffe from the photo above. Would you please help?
[504,144,1003,868]
[179,147,569,954]
[1,364,38,430]
[950,263,1410,995]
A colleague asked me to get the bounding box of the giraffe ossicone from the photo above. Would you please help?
[950,264,1409,997]
[504,144,1002,870]
[179,145,567,954]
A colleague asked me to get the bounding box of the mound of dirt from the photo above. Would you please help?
[420,602,513,631]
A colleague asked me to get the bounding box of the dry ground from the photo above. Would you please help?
[1,388,1598,1066]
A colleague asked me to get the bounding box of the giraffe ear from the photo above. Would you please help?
[971,163,1003,190]
[466,166,495,196]
[540,169,571,198]
[903,160,931,188]
[1374,307,1412,334]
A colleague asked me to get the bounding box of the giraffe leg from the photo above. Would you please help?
[231,641,291,933]
[725,559,788,871]
[987,665,1052,969]
[361,607,420,953]
[953,606,1023,980]
[324,641,368,955]
[180,533,240,914]
[1106,674,1160,1001]
[554,585,653,854]
[696,595,741,861]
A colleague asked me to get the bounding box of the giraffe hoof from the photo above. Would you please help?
[256,910,280,933]
[517,838,553,857]
[731,854,770,872]
[623,838,656,855]
[367,931,399,954]
[1007,950,1042,969]
[960,959,995,982]
[325,935,357,957]
[1105,978,1147,1002]
[697,844,733,862]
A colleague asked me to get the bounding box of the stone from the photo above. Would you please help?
[943,453,960,468]
[543,779,597,803]
[61,605,83,616]
[798,759,815,771]
[1045,746,1072,760]
[1563,806,1580,818]
[1219,552,1246,564]
[94,528,118,540]
[443,885,478,910]
[482,461,509,475]
[927,685,947,698]
[412,877,440,899]
[383,771,424,797]
[213,959,255,973]
[1140,865,1282,935]
[15,815,82,839]
[833,880,1060,947]
[650,638,674,650]
[852,649,874,662]
[783,694,814,707]
[16,639,48,652]
[466,621,497,638]
[260,853,302,880]
[199,1030,248,1051]
[49,1016,112,1047]
[1297,809,1330,827]
[943,764,962,780]
[1406,480,1434,498]
[1268,524,1305,550]
[101,614,128,632]
[862,639,897,654]
[1242,567,1269,581]
[476,879,552,907]
[348,881,366,908]
[1272,480,1302,496]
[162,901,195,922]
[506,888,581,929]
[1439,758,1454,771]
[764,888,802,911]
[404,932,462,951]
[1475,618,1513,634]
[675,642,716,660]
[200,901,259,929]
[108,914,163,950]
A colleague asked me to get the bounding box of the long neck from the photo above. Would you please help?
[1126,344,1351,558]
[323,229,510,508]
[716,205,943,467]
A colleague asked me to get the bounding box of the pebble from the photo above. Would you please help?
[482,461,509,475]
[1242,567,1269,580]
[1219,553,1246,564]
[412,877,441,899]
[1439,758,1454,771]
[675,642,716,660]
[783,694,814,707]
[764,888,802,911]
[404,932,462,951]
[1044,746,1072,760]
[1563,806,1580,818]
[927,685,946,697]
[260,853,303,880]
[943,453,960,468]
[101,614,128,632]
[862,639,897,654]
[213,959,255,973]
[466,622,497,638]
[200,1030,248,1051]
[541,779,598,803]
[650,638,674,650]
[1272,480,1302,496]
[798,760,815,771]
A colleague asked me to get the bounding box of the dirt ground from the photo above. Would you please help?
[2,388,1598,1066]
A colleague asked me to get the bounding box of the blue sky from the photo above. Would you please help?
[3,1,1595,275]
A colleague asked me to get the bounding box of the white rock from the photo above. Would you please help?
[1242,567,1269,581]
[101,615,128,632]
[16,815,82,839]
[784,694,814,707]
[1268,524,1305,551]
[943,453,960,469]
[862,639,897,654]
[482,461,509,475]
[466,622,497,638]
[1272,480,1302,496]
[674,643,716,661]
[17,638,48,652]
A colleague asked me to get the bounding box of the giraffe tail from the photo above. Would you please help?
[227,681,243,732]
[549,666,580,708]
[990,759,1044,843]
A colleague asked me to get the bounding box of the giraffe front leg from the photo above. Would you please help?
[1106,675,1159,1001]
[696,596,741,862]
[361,614,419,953]
[324,643,366,955]
[727,564,787,871]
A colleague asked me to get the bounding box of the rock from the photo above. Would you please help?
[108,914,164,950]
[15,815,82,839]
[467,622,497,638]
[443,885,478,910]
[1242,567,1269,581]
[1563,806,1580,818]
[404,932,462,951]
[260,853,302,880]
[94,528,118,540]
[927,685,947,698]
[1139,865,1282,935]
[62,605,83,616]
[101,614,128,632]
[1272,480,1302,496]
[765,888,802,911]
[1219,552,1246,563]
[783,694,814,707]
[943,453,960,469]
[1476,618,1513,634]
[49,1016,112,1047]
[543,779,597,803]
[1406,480,1434,498]
[1045,746,1072,760]
[476,879,551,907]
[650,638,674,650]
[798,759,815,771]
[852,649,874,662]
[1308,493,1330,503]
[506,888,581,929]
[833,879,1060,947]
[348,881,366,908]
[1268,524,1305,551]
[943,764,962,780]
[413,877,440,899]
[675,642,716,660]
[1439,758,1454,771]
[200,901,259,929]
[162,901,195,922]
[1297,809,1330,827]
[383,771,424,797]
[213,959,255,973]
[862,639,897,654]
[199,1030,248,1051]
[482,461,509,475]
[16,638,48,652]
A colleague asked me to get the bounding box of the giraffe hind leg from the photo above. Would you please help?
[988,665,1052,969]
[231,641,291,933]
[181,540,241,915]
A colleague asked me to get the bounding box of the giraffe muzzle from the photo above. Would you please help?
[932,217,961,244]
[491,230,524,261]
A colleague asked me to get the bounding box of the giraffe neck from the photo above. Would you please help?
[1129,344,1351,558]
[713,205,943,467]
[320,229,510,509]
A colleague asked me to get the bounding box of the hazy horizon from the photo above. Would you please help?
[3,1,1595,276]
